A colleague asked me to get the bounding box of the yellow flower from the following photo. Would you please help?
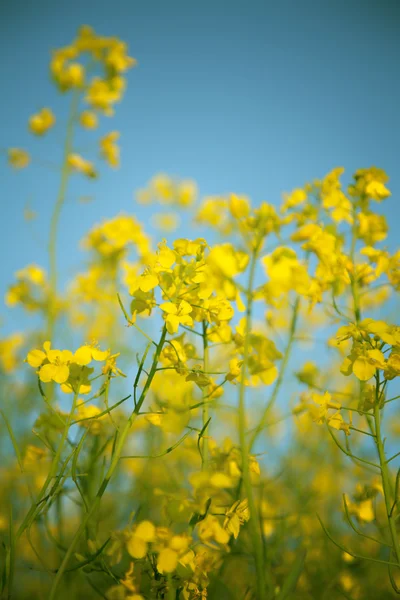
[281,188,307,212]
[8,148,30,169]
[341,347,386,381]
[224,499,250,539]
[177,180,197,206]
[151,212,180,232]
[5,264,48,311]
[26,341,109,385]
[226,358,243,383]
[67,153,97,178]
[106,40,137,73]
[262,247,310,297]
[358,212,388,245]
[26,341,72,384]
[157,548,178,574]
[73,343,109,365]
[229,193,250,218]
[85,77,124,115]
[79,110,98,129]
[160,300,193,334]
[126,520,156,559]
[197,514,230,545]
[365,180,390,201]
[137,174,197,206]
[75,400,105,434]
[0,333,24,373]
[349,167,390,201]
[29,108,55,135]
[100,131,120,168]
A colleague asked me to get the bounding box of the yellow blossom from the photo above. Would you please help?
[100,131,120,167]
[79,110,98,129]
[8,148,30,169]
[160,300,193,334]
[29,107,55,135]
[67,153,97,178]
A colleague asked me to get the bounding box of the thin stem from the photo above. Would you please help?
[249,298,299,453]
[238,241,268,600]
[201,320,210,470]
[15,385,81,542]
[47,90,80,340]
[374,373,400,563]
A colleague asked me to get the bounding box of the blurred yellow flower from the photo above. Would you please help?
[29,107,55,135]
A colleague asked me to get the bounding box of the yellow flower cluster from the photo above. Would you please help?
[51,25,136,112]
[26,340,111,391]
[137,173,198,206]
[83,214,151,259]
[5,264,48,312]
[296,390,351,435]
[337,319,400,382]
[0,332,24,373]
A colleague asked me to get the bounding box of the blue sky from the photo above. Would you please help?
[1,0,399,333]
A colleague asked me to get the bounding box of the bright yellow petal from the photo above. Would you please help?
[166,315,180,334]
[39,363,57,383]
[126,535,147,559]
[157,548,178,573]
[140,272,158,292]
[74,345,93,365]
[178,300,192,315]
[53,364,70,384]
[91,348,109,361]
[352,356,376,381]
[160,302,178,315]
[47,349,62,363]
[26,348,46,368]
[135,520,156,542]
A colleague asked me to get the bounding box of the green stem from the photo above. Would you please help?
[348,205,400,570]
[47,90,80,341]
[374,374,400,563]
[249,298,299,454]
[349,204,360,325]
[201,320,210,470]
[48,326,167,600]
[15,386,80,542]
[238,242,268,600]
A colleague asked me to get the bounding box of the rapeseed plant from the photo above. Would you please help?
[1,24,400,600]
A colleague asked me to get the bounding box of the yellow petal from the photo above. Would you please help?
[39,363,57,383]
[43,341,52,353]
[91,348,109,361]
[74,345,93,365]
[26,349,46,368]
[160,302,178,315]
[60,349,73,362]
[178,300,192,315]
[352,356,376,381]
[135,520,156,542]
[53,364,69,384]
[140,272,158,292]
[166,315,180,334]
[210,472,234,488]
[47,349,62,363]
[157,548,178,573]
[126,535,147,559]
